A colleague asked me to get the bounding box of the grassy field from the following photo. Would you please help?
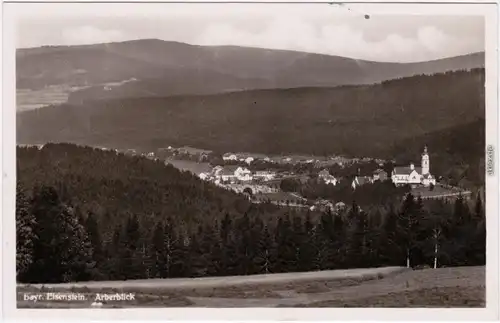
[17,266,485,308]
[16,86,72,112]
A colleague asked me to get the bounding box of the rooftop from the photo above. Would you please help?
[178,146,213,154]
[393,166,422,175]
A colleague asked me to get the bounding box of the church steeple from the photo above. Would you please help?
[421,145,430,175]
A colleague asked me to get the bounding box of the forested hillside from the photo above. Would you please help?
[16,143,280,228]
[18,69,485,158]
[16,144,485,284]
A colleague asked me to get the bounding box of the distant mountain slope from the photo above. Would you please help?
[17,39,484,106]
[17,69,485,158]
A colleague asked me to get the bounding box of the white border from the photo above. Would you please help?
[2,1,499,321]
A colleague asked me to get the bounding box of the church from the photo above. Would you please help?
[391,146,437,187]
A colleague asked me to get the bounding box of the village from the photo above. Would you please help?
[18,143,471,210]
[144,145,470,211]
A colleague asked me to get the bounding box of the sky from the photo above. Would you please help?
[14,3,486,63]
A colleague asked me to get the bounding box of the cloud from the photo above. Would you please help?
[61,26,127,45]
[196,17,479,62]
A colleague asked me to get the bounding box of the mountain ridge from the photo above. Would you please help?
[17,39,485,106]
[17,38,484,64]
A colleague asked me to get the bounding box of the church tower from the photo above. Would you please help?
[421,146,430,175]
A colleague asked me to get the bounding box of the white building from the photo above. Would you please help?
[245,157,255,165]
[214,165,253,182]
[318,169,338,186]
[254,171,276,181]
[235,167,253,181]
[222,153,238,161]
[391,146,437,187]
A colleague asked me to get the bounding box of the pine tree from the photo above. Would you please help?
[200,222,224,276]
[86,212,104,278]
[274,216,296,272]
[330,211,347,269]
[169,229,189,278]
[378,204,400,266]
[28,186,73,282]
[61,207,95,282]
[107,223,125,280]
[449,196,473,266]
[471,194,486,265]
[235,213,256,275]
[217,214,239,276]
[16,183,36,281]
[291,215,307,272]
[397,193,420,268]
[254,224,275,274]
[187,228,207,277]
[297,213,315,272]
[122,214,145,279]
[420,200,450,269]
[311,223,330,270]
[27,186,95,283]
[474,193,484,221]
[347,201,371,268]
[150,222,166,278]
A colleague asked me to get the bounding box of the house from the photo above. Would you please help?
[214,165,238,182]
[254,170,276,181]
[177,146,212,156]
[235,167,253,181]
[318,169,338,186]
[245,157,255,165]
[222,153,238,161]
[270,156,285,164]
[214,165,253,182]
[351,176,373,190]
[372,169,388,181]
[391,146,437,187]
[212,165,224,175]
[249,153,270,161]
[124,149,137,155]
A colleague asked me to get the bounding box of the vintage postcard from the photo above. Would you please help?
[1,1,499,321]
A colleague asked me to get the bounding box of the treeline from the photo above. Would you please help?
[281,179,412,208]
[297,179,411,207]
[17,183,485,283]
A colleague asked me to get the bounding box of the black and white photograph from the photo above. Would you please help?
[2,1,499,319]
